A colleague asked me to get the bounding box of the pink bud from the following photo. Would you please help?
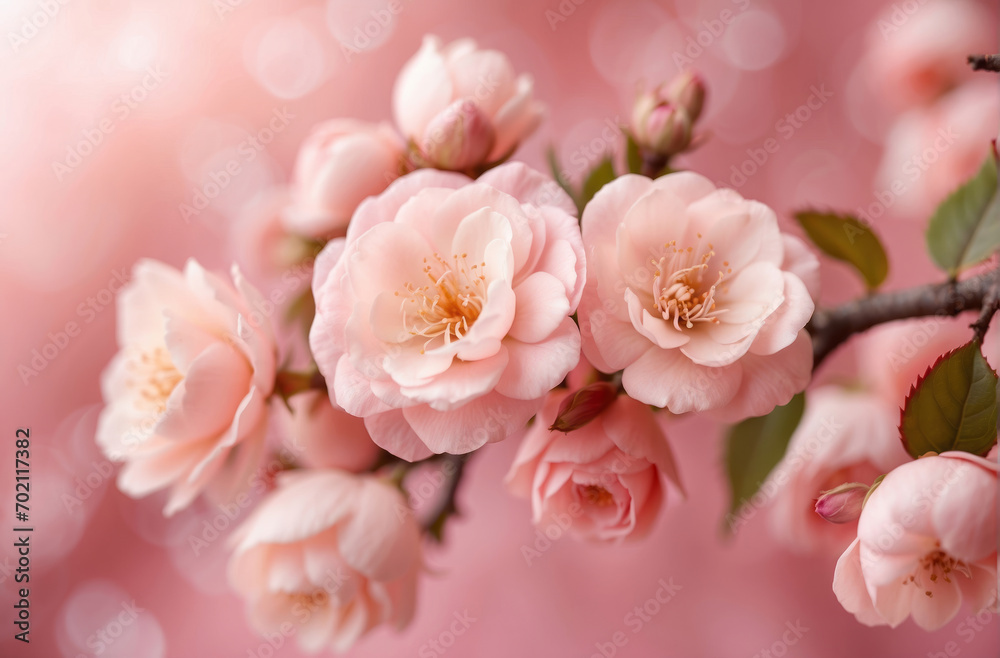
[549,382,618,433]
[420,99,496,172]
[814,482,870,524]
[639,103,692,156]
[664,70,706,122]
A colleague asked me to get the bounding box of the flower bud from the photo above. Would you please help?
[814,482,870,524]
[549,382,618,433]
[420,99,496,172]
[664,70,706,122]
[639,104,693,156]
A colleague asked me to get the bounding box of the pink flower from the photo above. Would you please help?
[862,0,993,112]
[578,172,817,420]
[392,36,544,171]
[229,187,319,287]
[96,259,277,516]
[505,391,681,542]
[875,79,999,220]
[276,391,380,472]
[228,470,420,652]
[859,313,1000,410]
[310,163,585,460]
[766,386,908,553]
[284,120,405,238]
[834,451,998,630]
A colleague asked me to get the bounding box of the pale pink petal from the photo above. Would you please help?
[392,35,454,139]
[495,318,580,400]
[622,347,741,412]
[365,410,433,462]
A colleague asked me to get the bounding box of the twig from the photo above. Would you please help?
[421,453,469,541]
[968,54,1000,72]
[808,270,997,369]
[971,266,1000,341]
[640,153,669,178]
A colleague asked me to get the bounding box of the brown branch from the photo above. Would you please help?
[971,266,1000,341]
[640,153,669,178]
[421,453,469,541]
[808,270,997,369]
[968,54,1000,72]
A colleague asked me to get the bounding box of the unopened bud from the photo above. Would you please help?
[814,482,870,524]
[421,99,496,172]
[664,70,706,122]
[549,382,618,433]
[640,104,692,156]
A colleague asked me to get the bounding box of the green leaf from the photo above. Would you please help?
[926,154,1000,276]
[723,393,805,530]
[625,132,643,175]
[795,211,889,290]
[579,157,617,211]
[900,339,999,458]
[546,147,579,212]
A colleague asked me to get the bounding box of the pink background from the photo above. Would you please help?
[1,0,997,656]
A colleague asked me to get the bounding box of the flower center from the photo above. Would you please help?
[127,347,182,414]
[900,544,972,598]
[650,238,730,330]
[288,588,329,609]
[582,484,615,506]
[396,252,487,353]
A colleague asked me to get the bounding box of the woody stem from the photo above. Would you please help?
[807,269,999,369]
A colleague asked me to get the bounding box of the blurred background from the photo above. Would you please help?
[1,0,998,655]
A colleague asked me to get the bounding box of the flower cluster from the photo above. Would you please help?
[93,20,1000,654]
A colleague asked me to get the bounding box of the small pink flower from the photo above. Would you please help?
[833,451,998,630]
[766,386,908,553]
[578,172,817,420]
[862,0,993,112]
[276,391,381,473]
[310,163,585,460]
[284,119,405,238]
[228,470,421,652]
[875,80,999,220]
[96,259,277,516]
[393,35,544,170]
[505,391,681,542]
